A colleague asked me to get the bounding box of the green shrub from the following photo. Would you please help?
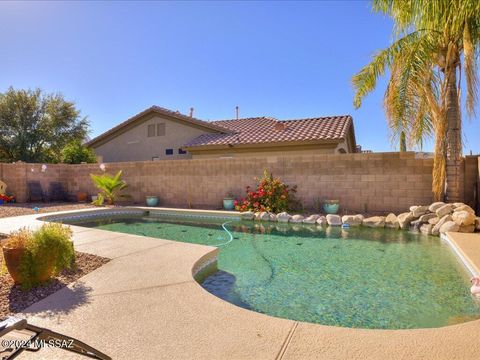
[19,223,75,289]
[61,140,97,164]
[90,170,128,205]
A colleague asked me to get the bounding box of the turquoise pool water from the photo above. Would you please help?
[64,213,480,329]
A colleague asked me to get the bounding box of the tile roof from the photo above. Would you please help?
[184,115,353,148]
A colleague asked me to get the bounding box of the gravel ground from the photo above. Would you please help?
[0,251,110,318]
[0,202,95,219]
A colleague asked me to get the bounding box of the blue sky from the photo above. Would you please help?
[0,1,478,153]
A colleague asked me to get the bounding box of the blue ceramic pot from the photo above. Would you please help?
[323,201,339,214]
[146,196,159,207]
[223,198,235,210]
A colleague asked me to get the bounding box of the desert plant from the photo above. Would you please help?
[90,170,128,205]
[235,170,297,213]
[91,193,105,206]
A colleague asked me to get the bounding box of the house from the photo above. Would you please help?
[86,106,357,162]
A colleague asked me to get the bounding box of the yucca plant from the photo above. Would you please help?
[353,0,480,201]
[90,170,128,205]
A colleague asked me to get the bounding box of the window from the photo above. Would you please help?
[147,124,155,137]
[157,123,166,136]
[178,148,187,155]
[165,149,173,155]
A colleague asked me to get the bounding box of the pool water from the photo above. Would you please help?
[65,214,480,329]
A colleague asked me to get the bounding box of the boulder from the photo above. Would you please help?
[276,212,292,223]
[435,204,454,218]
[326,214,342,226]
[428,217,439,225]
[385,213,399,229]
[420,224,433,235]
[257,212,271,221]
[303,214,320,224]
[268,212,277,222]
[476,217,480,231]
[439,221,460,234]
[453,205,475,214]
[419,213,437,223]
[397,212,414,230]
[363,216,386,228]
[458,224,475,233]
[254,212,262,221]
[428,202,445,212]
[341,215,363,226]
[452,211,476,226]
[412,206,429,218]
[316,216,327,226]
[432,215,452,236]
[240,211,255,220]
[290,214,305,223]
[409,205,419,212]
[410,219,423,230]
[452,202,465,208]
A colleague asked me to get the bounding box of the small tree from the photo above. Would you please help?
[61,140,97,164]
[90,170,128,205]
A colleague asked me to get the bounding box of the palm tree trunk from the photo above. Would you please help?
[399,131,407,152]
[444,66,462,202]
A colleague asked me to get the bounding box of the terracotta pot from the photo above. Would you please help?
[2,243,55,285]
[76,192,88,202]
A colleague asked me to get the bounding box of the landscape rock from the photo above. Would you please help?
[452,211,476,226]
[254,212,262,221]
[439,221,460,234]
[412,206,429,218]
[362,216,386,228]
[432,215,452,236]
[409,205,419,212]
[397,212,414,230]
[276,212,292,223]
[458,224,475,233]
[316,216,327,226]
[410,219,423,230]
[476,217,480,231]
[257,212,271,221]
[420,224,433,235]
[303,214,320,224]
[326,214,342,226]
[453,205,475,214]
[452,202,465,208]
[385,213,399,229]
[428,217,439,225]
[428,202,445,212]
[290,214,305,223]
[341,215,363,226]
[240,211,255,220]
[435,204,454,218]
[268,212,277,222]
[419,213,437,223]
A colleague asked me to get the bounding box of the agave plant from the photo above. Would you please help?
[90,170,128,205]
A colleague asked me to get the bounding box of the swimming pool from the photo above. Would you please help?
[59,211,480,329]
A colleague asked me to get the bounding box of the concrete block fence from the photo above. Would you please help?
[0,152,477,214]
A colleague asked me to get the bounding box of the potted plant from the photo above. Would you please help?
[76,191,88,202]
[1,224,75,288]
[323,199,340,214]
[223,191,236,210]
[146,195,159,207]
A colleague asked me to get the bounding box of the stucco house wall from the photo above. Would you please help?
[92,115,214,162]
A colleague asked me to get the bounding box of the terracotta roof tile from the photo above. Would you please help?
[184,115,353,147]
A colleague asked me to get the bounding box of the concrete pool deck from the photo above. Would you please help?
[0,208,480,360]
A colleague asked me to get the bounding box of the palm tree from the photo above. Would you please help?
[353,0,480,201]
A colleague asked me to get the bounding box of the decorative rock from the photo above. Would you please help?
[290,214,305,223]
[409,205,419,212]
[452,202,465,208]
[428,217,439,225]
[316,216,327,226]
[303,214,320,224]
[397,212,414,230]
[276,212,292,223]
[476,218,480,231]
[432,215,452,236]
[453,205,475,214]
[452,211,476,226]
[257,212,271,221]
[439,221,459,234]
[420,223,433,235]
[341,215,363,226]
[254,212,262,221]
[418,213,437,223]
[362,216,386,228]
[385,213,399,229]
[268,212,277,222]
[428,202,445,213]
[458,224,475,233]
[412,206,429,218]
[326,214,342,226]
[410,219,423,230]
[240,211,255,220]
[435,204,454,218]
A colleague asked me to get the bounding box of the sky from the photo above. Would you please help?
[0,1,478,153]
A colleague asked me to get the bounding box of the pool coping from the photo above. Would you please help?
[1,207,480,359]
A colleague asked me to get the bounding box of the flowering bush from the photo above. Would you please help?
[235,170,297,213]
